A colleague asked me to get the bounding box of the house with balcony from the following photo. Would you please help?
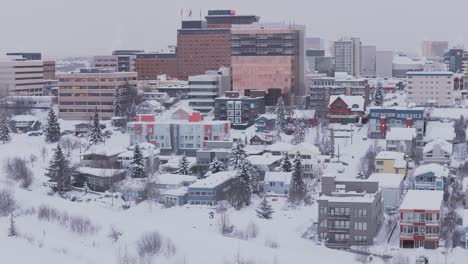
[413,163,449,191]
[327,95,365,124]
[385,127,416,156]
[317,175,384,248]
[400,190,444,249]
[375,151,408,176]
[423,139,452,165]
[187,171,236,206]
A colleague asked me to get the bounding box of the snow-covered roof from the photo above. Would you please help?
[425,124,455,142]
[423,139,452,154]
[11,115,38,122]
[328,95,365,112]
[139,100,164,108]
[400,190,444,211]
[77,167,125,177]
[265,142,294,152]
[163,186,189,197]
[82,144,127,157]
[189,171,236,189]
[115,177,147,191]
[413,163,449,178]
[264,172,292,184]
[429,108,468,120]
[386,127,416,141]
[318,193,377,203]
[392,55,423,65]
[376,151,405,160]
[289,142,320,156]
[247,153,283,166]
[117,150,151,159]
[367,173,404,189]
[256,113,276,121]
[154,174,197,185]
[292,110,316,119]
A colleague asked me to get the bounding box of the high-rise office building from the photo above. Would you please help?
[231,22,305,104]
[361,46,376,78]
[135,53,178,80]
[421,40,448,59]
[0,58,44,96]
[112,50,144,72]
[333,37,361,77]
[176,10,259,80]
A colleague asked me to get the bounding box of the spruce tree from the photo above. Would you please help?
[280,152,292,172]
[0,107,11,143]
[45,107,61,143]
[288,151,306,204]
[374,82,384,106]
[177,153,190,175]
[129,144,147,178]
[229,141,247,170]
[275,96,287,133]
[292,119,306,145]
[241,159,258,193]
[256,197,274,219]
[113,87,122,117]
[228,160,252,208]
[89,108,104,145]
[8,212,16,237]
[208,156,224,174]
[46,146,73,193]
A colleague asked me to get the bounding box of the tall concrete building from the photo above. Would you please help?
[93,56,118,70]
[333,37,361,77]
[421,40,449,59]
[43,60,56,80]
[135,53,177,80]
[57,68,137,120]
[0,58,44,96]
[376,51,393,78]
[361,46,376,78]
[231,22,306,104]
[176,10,259,80]
[406,71,463,106]
[112,50,144,72]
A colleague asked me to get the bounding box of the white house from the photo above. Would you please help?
[423,139,452,165]
[386,127,416,155]
[367,173,405,211]
[263,171,292,195]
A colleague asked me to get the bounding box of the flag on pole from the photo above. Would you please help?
[189,9,192,17]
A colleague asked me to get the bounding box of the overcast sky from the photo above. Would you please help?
[0,0,466,59]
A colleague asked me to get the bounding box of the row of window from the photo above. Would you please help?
[189,191,215,196]
[401,226,439,235]
[319,207,368,217]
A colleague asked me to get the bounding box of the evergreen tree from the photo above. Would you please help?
[241,159,259,193]
[292,119,306,145]
[89,108,104,145]
[275,96,287,133]
[46,146,73,193]
[45,107,61,143]
[229,141,247,170]
[0,107,11,143]
[227,160,252,208]
[374,82,384,106]
[256,197,274,219]
[208,157,225,174]
[177,153,190,175]
[113,87,122,117]
[8,212,16,237]
[129,144,147,178]
[280,152,292,172]
[454,115,467,142]
[288,151,306,204]
[323,129,335,156]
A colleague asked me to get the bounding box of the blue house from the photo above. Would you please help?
[187,171,236,206]
[263,171,292,195]
[368,107,425,140]
[412,163,449,191]
[254,114,276,133]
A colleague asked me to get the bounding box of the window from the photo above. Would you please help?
[376,161,384,166]
[354,222,367,230]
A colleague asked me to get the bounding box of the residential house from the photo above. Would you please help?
[196,141,233,175]
[424,123,455,144]
[368,107,425,140]
[290,110,317,127]
[10,115,41,133]
[265,142,321,178]
[117,143,159,175]
[400,190,444,249]
[262,171,292,195]
[135,100,164,115]
[367,173,405,211]
[214,91,266,129]
[249,133,275,145]
[413,163,449,191]
[423,139,452,165]
[74,122,106,137]
[247,153,283,178]
[77,167,126,192]
[187,171,236,205]
[254,113,276,133]
[317,175,384,248]
[327,95,365,124]
[386,127,416,155]
[154,173,197,206]
[375,151,408,176]
[114,178,148,201]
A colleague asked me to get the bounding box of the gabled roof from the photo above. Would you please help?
[256,113,276,121]
[423,138,452,154]
[413,163,449,178]
[328,95,365,112]
[292,110,316,119]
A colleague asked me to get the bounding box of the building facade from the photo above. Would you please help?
[214,91,265,128]
[406,72,463,106]
[333,37,361,77]
[57,68,137,120]
[135,53,177,80]
[327,95,365,123]
[368,107,425,140]
[421,40,448,59]
[444,49,464,73]
[0,59,44,96]
[361,45,376,78]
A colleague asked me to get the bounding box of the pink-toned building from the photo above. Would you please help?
[231,23,305,104]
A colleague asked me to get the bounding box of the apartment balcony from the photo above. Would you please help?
[400,220,439,225]
[327,214,351,219]
[325,240,350,248]
[328,227,350,233]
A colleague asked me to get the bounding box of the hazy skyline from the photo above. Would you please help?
[1,0,466,58]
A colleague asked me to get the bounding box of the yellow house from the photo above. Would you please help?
[375,151,407,176]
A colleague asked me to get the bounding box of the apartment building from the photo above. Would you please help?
[214,91,265,128]
[0,59,44,96]
[421,40,448,59]
[307,72,369,116]
[406,71,463,106]
[93,55,118,70]
[361,46,376,78]
[231,22,306,104]
[400,190,444,249]
[135,53,177,80]
[57,68,137,120]
[43,60,56,80]
[317,175,383,248]
[368,107,425,140]
[188,67,231,115]
[333,37,361,77]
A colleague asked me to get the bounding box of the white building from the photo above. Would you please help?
[392,55,424,78]
[367,173,404,211]
[263,171,292,195]
[0,58,44,96]
[406,72,463,106]
[361,46,376,78]
[423,139,452,165]
[385,127,416,154]
[333,37,362,77]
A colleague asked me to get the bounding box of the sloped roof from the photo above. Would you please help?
[413,163,449,178]
[328,95,365,112]
[423,138,452,154]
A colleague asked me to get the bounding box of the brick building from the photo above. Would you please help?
[327,95,365,123]
[135,53,177,80]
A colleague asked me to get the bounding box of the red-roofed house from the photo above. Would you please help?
[328,95,365,123]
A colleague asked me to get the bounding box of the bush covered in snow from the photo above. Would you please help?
[4,157,33,188]
[0,189,16,216]
[36,204,99,235]
[231,221,259,241]
[136,231,176,259]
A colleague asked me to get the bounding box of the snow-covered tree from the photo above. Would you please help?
[292,119,306,145]
[227,160,252,208]
[0,107,11,144]
[288,151,306,204]
[45,107,61,143]
[256,197,274,219]
[8,212,16,237]
[323,129,335,156]
[241,159,259,193]
[129,144,147,178]
[229,141,247,170]
[89,108,104,145]
[177,153,190,175]
[275,96,287,133]
[374,81,384,106]
[280,152,292,172]
[113,87,122,117]
[46,146,73,193]
[208,157,225,174]
[454,115,466,143]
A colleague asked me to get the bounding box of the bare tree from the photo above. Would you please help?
[218,211,234,235]
[40,146,48,163]
[359,143,380,178]
[4,157,33,188]
[0,189,16,216]
[59,137,81,157]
